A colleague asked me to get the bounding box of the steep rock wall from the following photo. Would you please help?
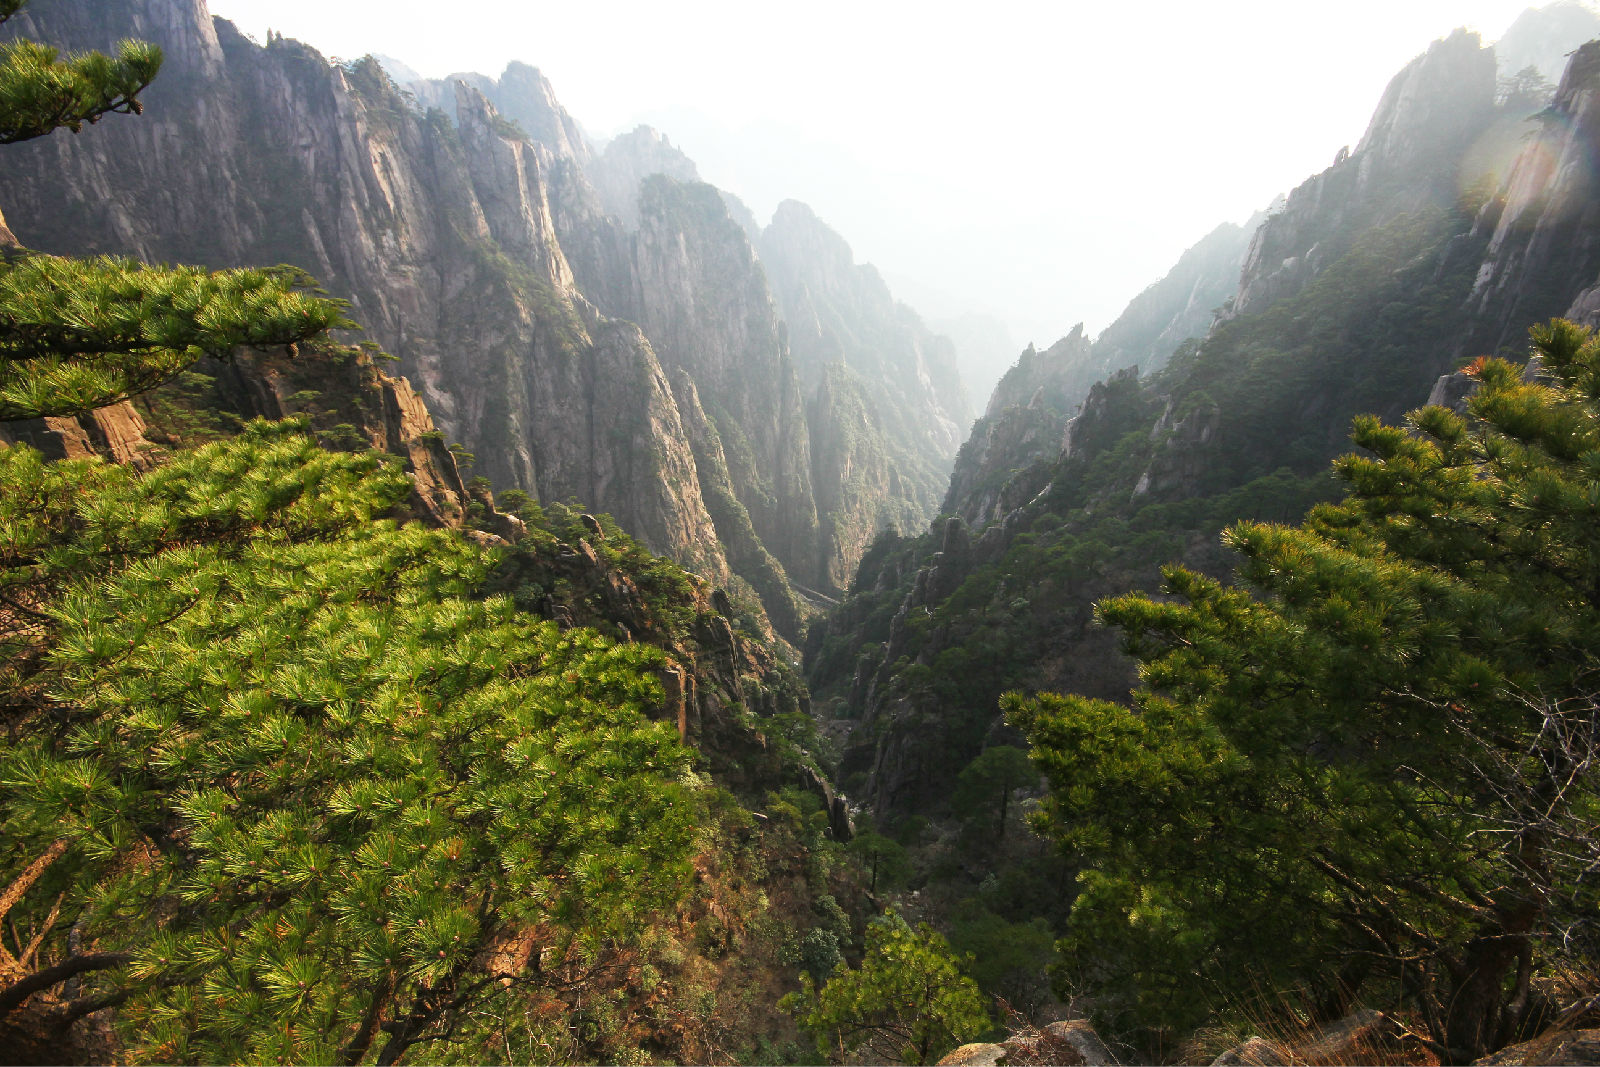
[1464,40,1600,348]
[0,0,733,588]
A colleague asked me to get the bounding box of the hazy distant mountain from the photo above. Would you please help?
[925,311,1018,414]
[1495,0,1600,81]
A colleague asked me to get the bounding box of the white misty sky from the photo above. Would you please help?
[209,0,1581,354]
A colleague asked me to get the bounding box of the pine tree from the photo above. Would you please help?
[0,5,705,1060]
[0,0,159,144]
[0,255,351,419]
[1010,321,1600,1060]
[1,421,700,1062]
[782,911,990,1066]
[952,745,1034,839]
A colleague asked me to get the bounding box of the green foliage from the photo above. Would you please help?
[0,1,161,145]
[0,254,351,419]
[799,928,843,983]
[1011,321,1600,1060]
[846,829,910,895]
[952,745,1034,839]
[782,911,989,1065]
[946,904,1056,1020]
[0,422,699,1062]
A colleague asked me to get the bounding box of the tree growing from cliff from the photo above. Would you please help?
[782,911,989,1065]
[1010,320,1600,1060]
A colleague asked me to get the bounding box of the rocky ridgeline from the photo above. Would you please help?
[0,0,967,640]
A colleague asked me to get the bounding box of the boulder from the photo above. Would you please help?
[938,1043,1007,1066]
[1475,1029,1600,1065]
[1297,1008,1386,1063]
[1041,1020,1118,1065]
[1210,1035,1291,1066]
[996,1019,1118,1065]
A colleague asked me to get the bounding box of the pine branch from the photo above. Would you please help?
[0,840,66,927]
[0,38,162,144]
[0,951,130,1016]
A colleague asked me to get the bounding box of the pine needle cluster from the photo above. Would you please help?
[0,254,353,419]
[0,0,160,144]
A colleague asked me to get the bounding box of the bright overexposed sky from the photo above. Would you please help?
[207,0,1590,356]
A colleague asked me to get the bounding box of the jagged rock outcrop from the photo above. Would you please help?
[588,125,699,227]
[0,402,156,470]
[984,325,1092,419]
[1091,217,1260,378]
[396,60,591,166]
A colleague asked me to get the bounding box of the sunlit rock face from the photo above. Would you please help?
[1228,29,1498,323]
[1465,40,1600,348]
[1,0,974,634]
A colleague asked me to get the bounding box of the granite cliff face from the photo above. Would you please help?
[760,200,968,589]
[320,50,968,607]
[1,0,970,639]
[1463,40,1600,346]
[1228,29,1499,322]
[0,2,734,586]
